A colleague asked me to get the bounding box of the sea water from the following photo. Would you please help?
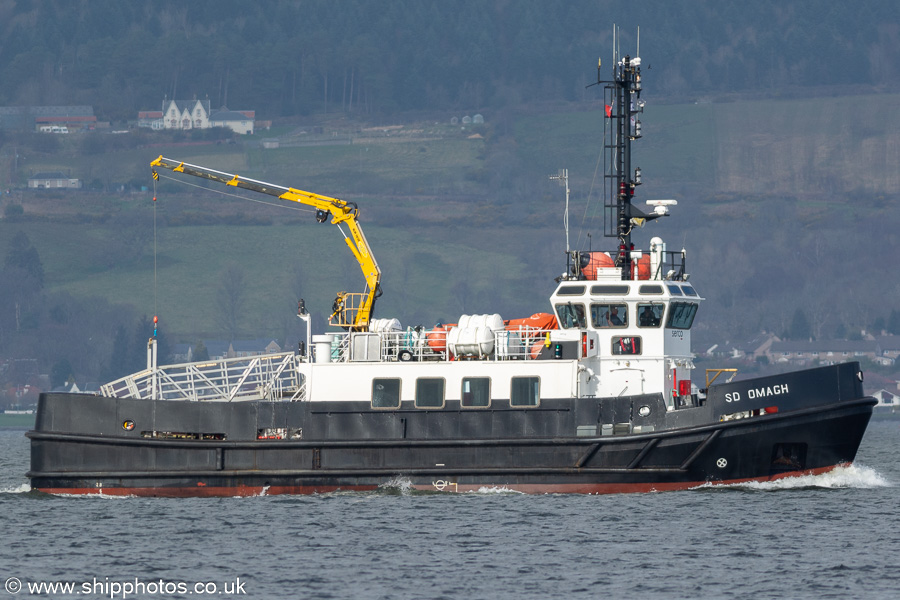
[1,421,897,600]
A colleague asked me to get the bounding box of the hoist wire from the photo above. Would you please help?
[155,173,317,214]
[152,177,158,332]
[157,171,351,247]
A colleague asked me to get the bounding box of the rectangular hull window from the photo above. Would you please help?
[416,378,445,408]
[372,378,401,408]
[511,376,540,407]
[462,377,491,407]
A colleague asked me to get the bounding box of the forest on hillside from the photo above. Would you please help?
[3,0,900,400]
[1,0,899,121]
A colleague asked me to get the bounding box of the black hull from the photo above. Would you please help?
[28,363,875,495]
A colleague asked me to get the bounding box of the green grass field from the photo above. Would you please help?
[4,216,552,340]
[5,92,900,344]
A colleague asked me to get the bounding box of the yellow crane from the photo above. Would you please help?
[150,155,382,331]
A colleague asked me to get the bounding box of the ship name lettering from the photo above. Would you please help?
[724,392,741,403]
[747,384,789,399]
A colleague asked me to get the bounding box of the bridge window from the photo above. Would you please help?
[637,303,664,328]
[461,377,490,408]
[415,378,445,408]
[639,284,664,295]
[590,284,629,295]
[557,285,586,296]
[612,336,642,355]
[555,303,586,329]
[591,303,627,328]
[372,378,401,408]
[510,377,540,407]
[666,302,698,330]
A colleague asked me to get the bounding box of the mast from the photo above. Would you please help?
[602,50,645,279]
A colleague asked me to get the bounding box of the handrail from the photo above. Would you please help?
[101,352,303,402]
[99,327,561,404]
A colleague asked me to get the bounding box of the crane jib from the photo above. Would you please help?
[150,155,382,331]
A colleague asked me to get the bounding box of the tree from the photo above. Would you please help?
[105,325,131,381]
[5,231,44,287]
[888,310,900,335]
[788,308,812,341]
[3,204,24,220]
[193,340,209,362]
[50,358,74,389]
[216,265,246,341]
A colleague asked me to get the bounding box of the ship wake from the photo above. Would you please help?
[701,464,890,492]
[1,483,32,494]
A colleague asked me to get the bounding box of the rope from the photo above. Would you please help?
[154,172,316,214]
[152,176,158,335]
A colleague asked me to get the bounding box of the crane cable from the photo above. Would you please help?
[154,172,358,252]
[154,172,317,214]
[151,171,158,337]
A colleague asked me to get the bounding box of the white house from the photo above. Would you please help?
[228,340,281,358]
[138,111,164,130]
[873,389,899,414]
[209,108,255,135]
[28,172,82,189]
[153,99,255,134]
[162,99,211,130]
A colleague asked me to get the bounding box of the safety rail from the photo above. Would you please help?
[315,327,557,363]
[99,328,560,402]
[565,248,688,282]
[100,352,304,402]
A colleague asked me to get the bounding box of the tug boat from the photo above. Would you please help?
[27,49,875,496]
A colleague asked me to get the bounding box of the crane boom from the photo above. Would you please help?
[150,155,381,331]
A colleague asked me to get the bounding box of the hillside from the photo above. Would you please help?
[1,0,898,119]
[5,90,900,332]
[4,0,900,399]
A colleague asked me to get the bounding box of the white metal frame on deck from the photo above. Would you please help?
[101,352,303,402]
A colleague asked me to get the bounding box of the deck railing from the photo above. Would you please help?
[317,327,556,363]
[100,327,557,403]
[100,352,304,402]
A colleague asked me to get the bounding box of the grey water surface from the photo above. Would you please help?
[1,421,897,600]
